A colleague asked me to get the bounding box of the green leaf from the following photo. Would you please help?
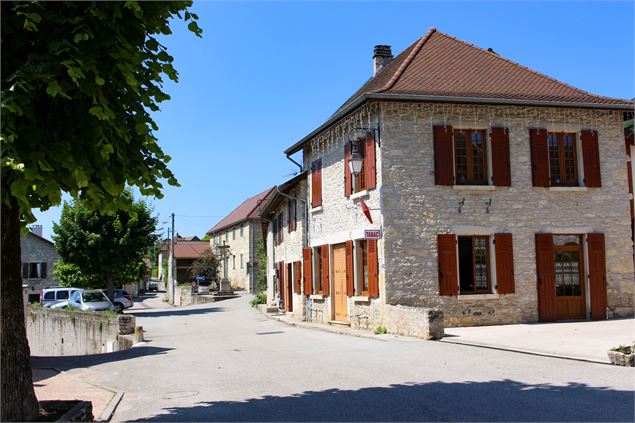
[46,81,62,97]
[94,75,105,86]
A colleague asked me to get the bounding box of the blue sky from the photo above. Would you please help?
[33,1,634,240]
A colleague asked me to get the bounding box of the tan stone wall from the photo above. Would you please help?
[379,102,634,326]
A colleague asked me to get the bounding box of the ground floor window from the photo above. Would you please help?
[356,240,368,294]
[458,236,490,294]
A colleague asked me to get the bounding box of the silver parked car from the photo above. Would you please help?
[68,289,115,312]
[100,289,134,312]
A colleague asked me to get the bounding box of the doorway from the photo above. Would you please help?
[554,235,585,320]
[332,244,348,322]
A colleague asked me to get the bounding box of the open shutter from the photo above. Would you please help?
[368,239,379,298]
[346,241,354,296]
[535,233,556,322]
[581,130,601,187]
[303,247,313,295]
[433,125,454,185]
[365,136,377,190]
[494,233,515,294]
[437,234,458,296]
[294,261,302,294]
[587,233,607,320]
[344,144,352,197]
[41,262,47,279]
[321,245,330,296]
[530,129,549,187]
[311,160,322,207]
[491,127,511,186]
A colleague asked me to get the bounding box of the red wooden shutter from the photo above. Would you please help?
[311,160,322,207]
[535,233,556,322]
[433,125,454,185]
[365,136,377,190]
[344,144,352,197]
[530,129,549,187]
[278,262,285,306]
[581,130,601,187]
[303,247,313,295]
[321,245,330,296]
[437,234,458,296]
[345,240,354,296]
[294,261,301,294]
[587,233,607,320]
[494,233,515,294]
[491,127,511,186]
[368,239,379,298]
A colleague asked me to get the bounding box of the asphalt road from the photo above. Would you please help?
[32,293,635,422]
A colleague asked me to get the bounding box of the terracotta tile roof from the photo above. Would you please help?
[172,241,210,259]
[207,187,275,234]
[336,28,631,113]
[259,172,307,218]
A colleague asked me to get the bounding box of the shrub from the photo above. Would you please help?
[250,292,267,307]
[374,325,387,335]
[611,345,632,354]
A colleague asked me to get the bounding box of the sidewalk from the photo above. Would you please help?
[33,368,121,421]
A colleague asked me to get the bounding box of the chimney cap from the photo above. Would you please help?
[373,45,393,58]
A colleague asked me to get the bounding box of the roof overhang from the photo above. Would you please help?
[259,171,307,219]
[284,93,635,155]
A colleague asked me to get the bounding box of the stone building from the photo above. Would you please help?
[207,187,274,292]
[258,173,307,318]
[274,27,633,334]
[21,226,59,303]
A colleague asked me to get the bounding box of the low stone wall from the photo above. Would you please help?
[382,305,444,340]
[27,306,135,356]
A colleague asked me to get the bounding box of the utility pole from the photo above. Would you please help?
[170,213,175,304]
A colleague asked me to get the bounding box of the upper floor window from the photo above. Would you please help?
[232,227,236,240]
[274,213,284,246]
[454,129,487,185]
[225,231,228,241]
[22,262,47,279]
[311,159,322,207]
[288,199,297,232]
[240,224,244,237]
[548,132,578,186]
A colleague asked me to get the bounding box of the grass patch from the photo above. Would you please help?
[374,325,387,335]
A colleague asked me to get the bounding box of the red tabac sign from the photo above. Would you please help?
[364,229,381,240]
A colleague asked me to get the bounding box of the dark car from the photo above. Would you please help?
[147,281,158,291]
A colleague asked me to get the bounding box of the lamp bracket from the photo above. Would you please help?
[347,127,381,148]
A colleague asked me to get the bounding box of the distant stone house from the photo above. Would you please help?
[258,173,307,317]
[21,227,58,303]
[158,235,199,282]
[272,27,633,334]
[167,240,210,283]
[206,187,274,292]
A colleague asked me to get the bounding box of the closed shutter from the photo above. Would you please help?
[311,160,322,207]
[303,247,313,295]
[581,130,601,187]
[587,233,607,320]
[535,233,556,322]
[346,240,354,296]
[434,125,454,185]
[344,143,352,197]
[278,262,285,306]
[365,136,377,190]
[491,127,511,186]
[321,245,330,296]
[22,263,28,279]
[368,239,379,298]
[494,233,515,294]
[437,234,458,296]
[530,129,549,187]
[294,261,302,294]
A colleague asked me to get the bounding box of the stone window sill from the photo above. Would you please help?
[309,294,324,300]
[458,293,500,300]
[310,206,323,213]
[548,186,588,192]
[352,295,370,302]
[350,190,369,200]
[452,185,495,192]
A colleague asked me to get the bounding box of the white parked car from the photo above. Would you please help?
[40,287,79,308]
[67,289,115,312]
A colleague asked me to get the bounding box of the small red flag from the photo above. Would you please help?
[359,198,373,224]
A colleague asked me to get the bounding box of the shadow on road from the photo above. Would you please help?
[131,379,633,422]
[31,345,173,371]
[130,307,224,318]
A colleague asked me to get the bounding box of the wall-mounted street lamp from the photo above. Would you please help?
[347,128,380,176]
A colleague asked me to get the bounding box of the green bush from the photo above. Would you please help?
[374,325,387,335]
[250,292,267,307]
[611,345,632,354]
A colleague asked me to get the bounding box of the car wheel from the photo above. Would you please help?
[115,302,124,313]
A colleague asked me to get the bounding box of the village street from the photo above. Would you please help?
[32,294,634,422]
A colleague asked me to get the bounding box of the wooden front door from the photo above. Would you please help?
[286,263,293,312]
[554,235,586,320]
[332,244,348,322]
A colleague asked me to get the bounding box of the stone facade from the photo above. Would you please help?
[20,232,58,302]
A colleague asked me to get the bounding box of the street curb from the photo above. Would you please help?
[438,338,612,365]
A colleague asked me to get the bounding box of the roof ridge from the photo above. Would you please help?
[433,29,628,102]
[374,27,437,94]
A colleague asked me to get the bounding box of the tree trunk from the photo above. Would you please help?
[1,200,39,421]
[106,271,114,301]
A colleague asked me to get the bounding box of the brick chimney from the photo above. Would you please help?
[373,45,393,76]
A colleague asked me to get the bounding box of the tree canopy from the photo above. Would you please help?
[191,250,221,283]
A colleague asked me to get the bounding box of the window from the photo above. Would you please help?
[276,213,284,245]
[22,262,47,279]
[553,235,582,297]
[225,231,228,241]
[232,227,236,240]
[454,129,487,185]
[315,246,323,293]
[311,159,322,207]
[57,290,69,300]
[357,240,369,294]
[352,148,366,193]
[240,224,244,237]
[548,132,578,186]
[43,291,55,301]
[458,236,491,293]
[233,255,236,270]
[272,218,278,246]
[288,199,297,232]
[240,254,244,269]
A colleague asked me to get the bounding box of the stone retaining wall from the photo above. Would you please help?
[27,306,135,356]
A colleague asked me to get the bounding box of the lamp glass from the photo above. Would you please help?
[349,153,363,174]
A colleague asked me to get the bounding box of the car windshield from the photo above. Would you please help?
[82,292,107,303]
